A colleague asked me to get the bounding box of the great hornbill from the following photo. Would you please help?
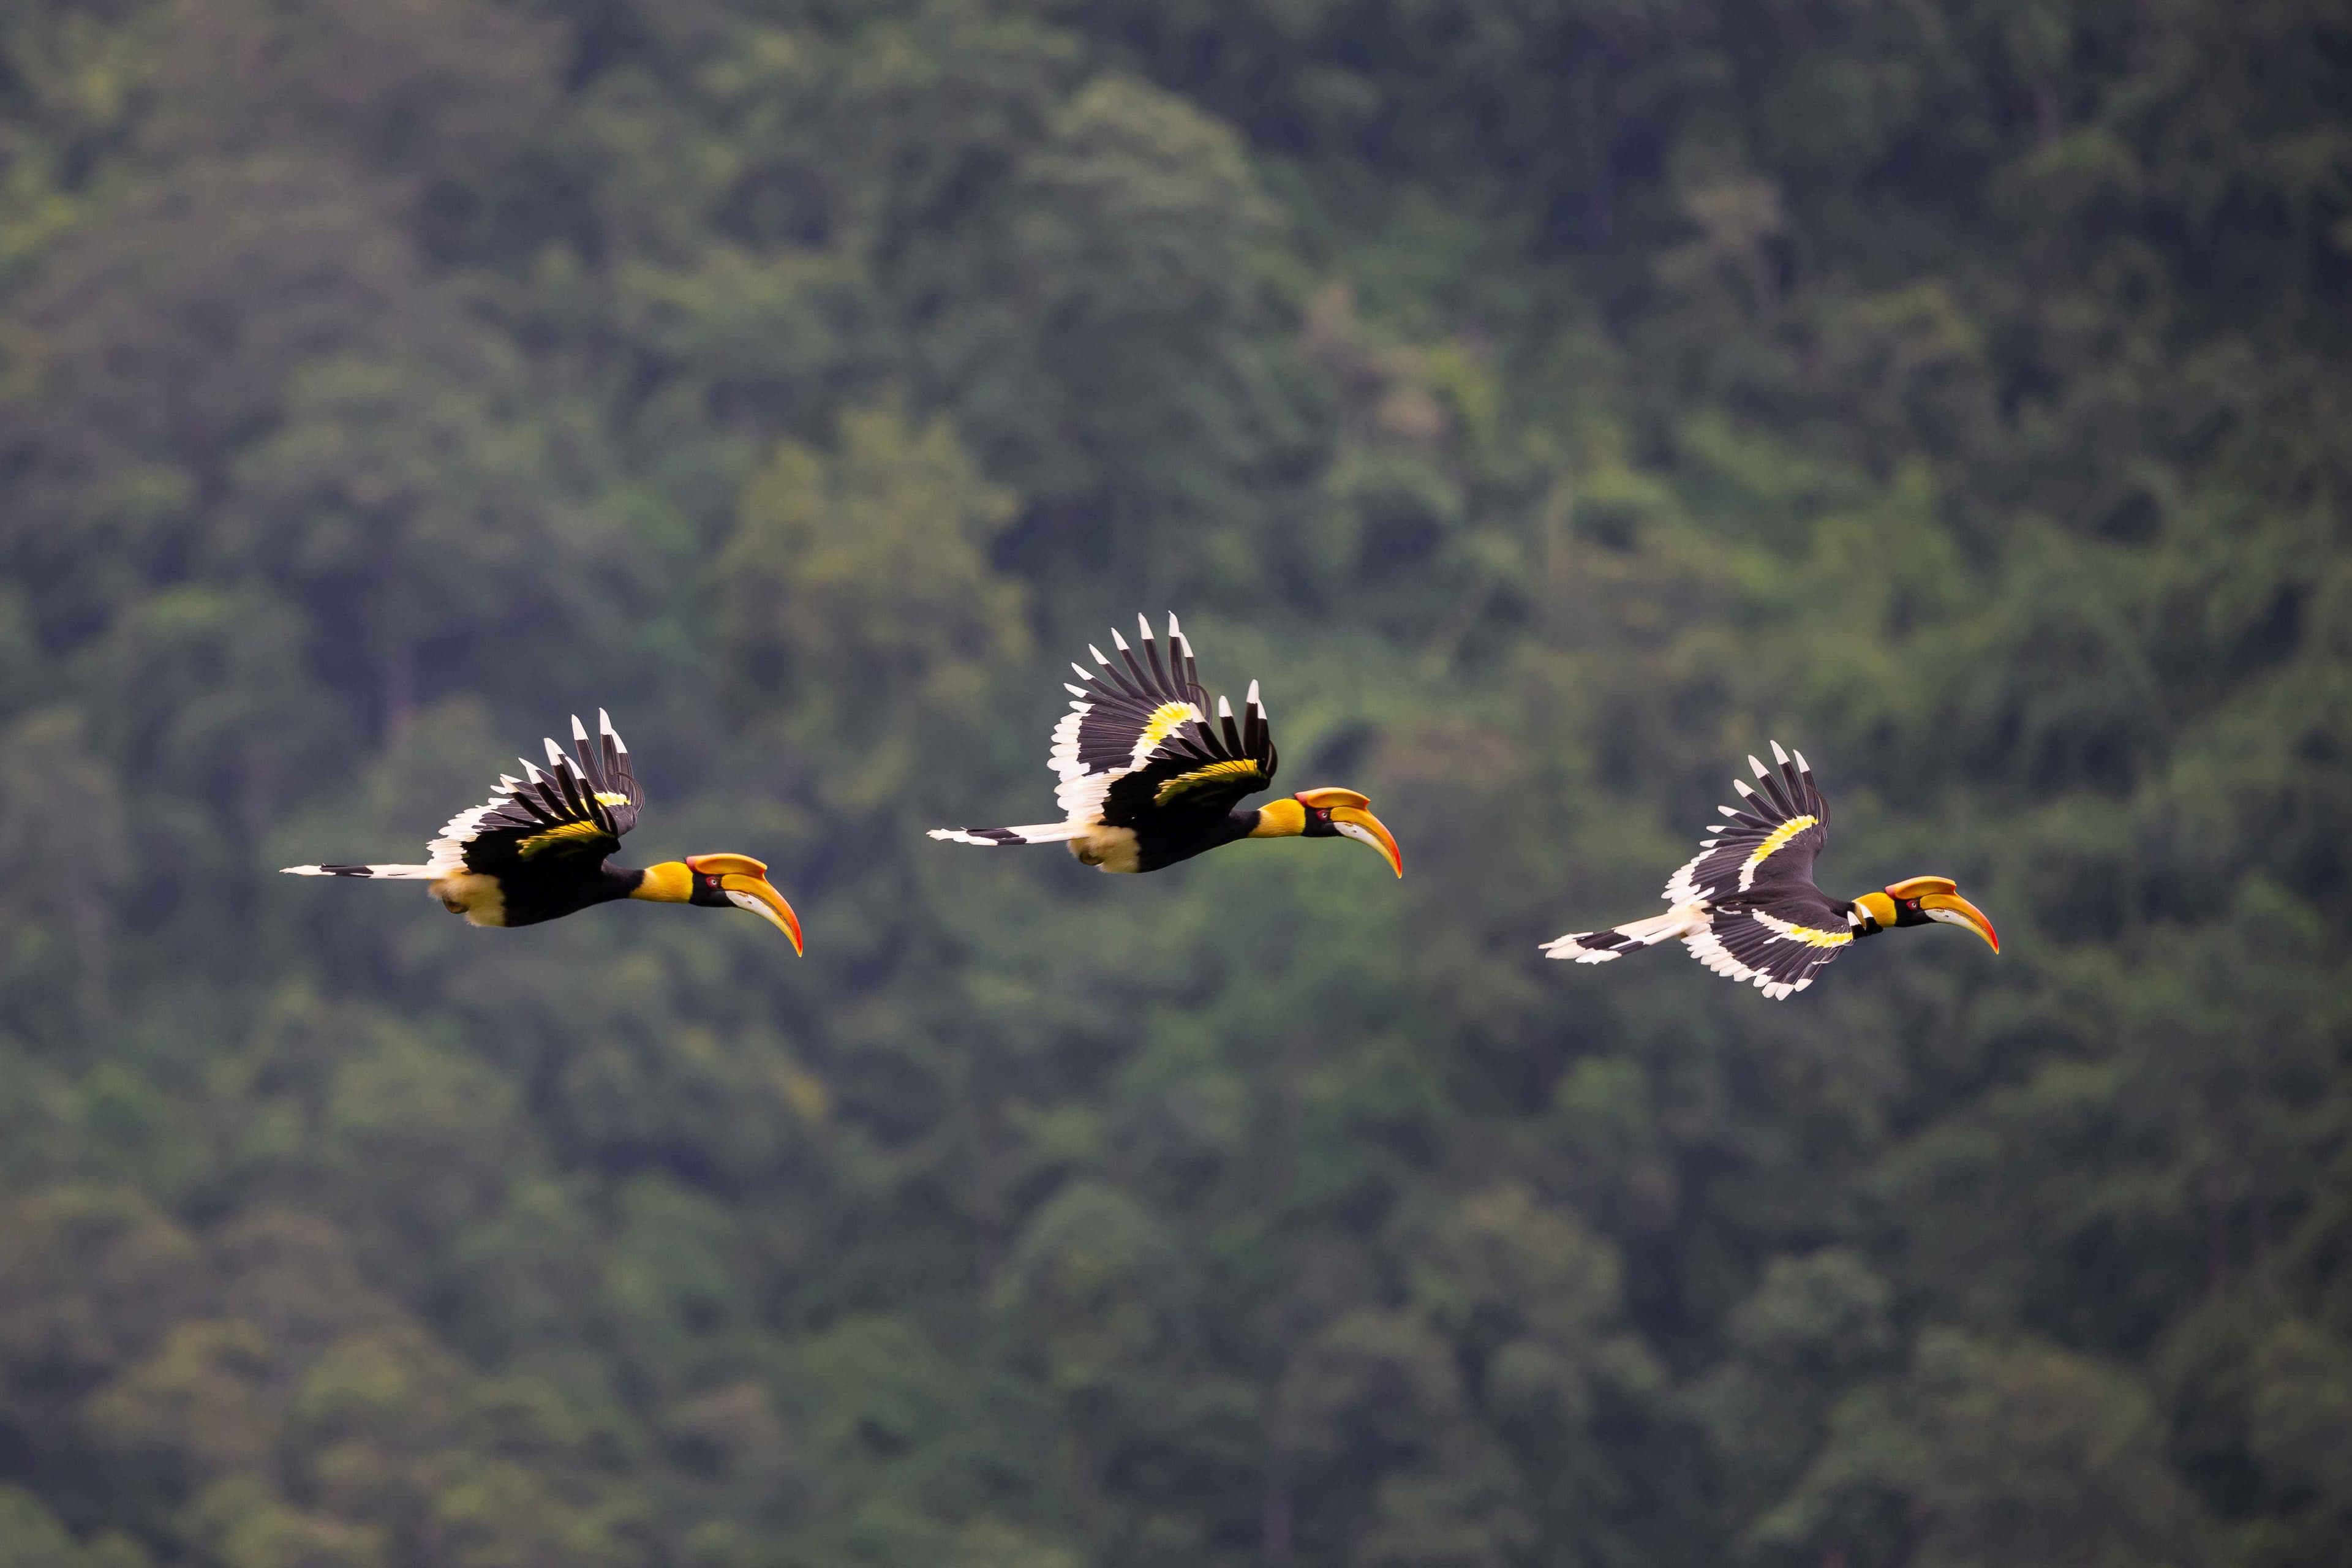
[929,614,1403,878]
[282,710,803,952]
[1541,742,1996,998]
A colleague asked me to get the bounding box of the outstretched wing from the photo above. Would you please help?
[1683,885,1856,1000]
[427,710,643,876]
[1663,742,1829,906]
[1050,614,1279,827]
[1099,681,1279,827]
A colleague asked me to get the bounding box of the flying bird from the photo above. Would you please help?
[283,710,802,952]
[1541,743,1995,998]
[930,614,1402,878]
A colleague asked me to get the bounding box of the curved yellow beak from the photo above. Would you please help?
[1328,805,1403,878]
[720,873,804,955]
[1919,891,1998,953]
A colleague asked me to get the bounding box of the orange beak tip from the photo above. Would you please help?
[722,877,804,954]
[1328,807,1403,880]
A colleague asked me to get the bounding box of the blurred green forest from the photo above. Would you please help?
[2,1,2349,1564]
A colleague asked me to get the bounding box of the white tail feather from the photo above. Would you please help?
[928,823,1091,848]
[281,863,439,879]
[1540,904,1709,963]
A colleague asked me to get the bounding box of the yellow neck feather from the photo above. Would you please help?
[631,861,693,903]
[1249,799,1306,839]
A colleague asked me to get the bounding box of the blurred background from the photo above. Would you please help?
[1,1,2348,1565]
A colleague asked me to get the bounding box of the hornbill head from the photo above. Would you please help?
[1853,875,1998,952]
[1251,787,1403,877]
[632,853,804,953]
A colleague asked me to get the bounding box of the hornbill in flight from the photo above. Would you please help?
[283,710,803,952]
[1541,742,1995,998]
[930,614,1403,878]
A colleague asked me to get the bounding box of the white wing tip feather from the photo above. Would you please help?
[1539,935,1624,965]
[1771,740,1789,764]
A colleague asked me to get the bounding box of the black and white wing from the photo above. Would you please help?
[284,710,642,881]
[427,709,643,876]
[1053,614,1278,829]
[1684,886,1856,1000]
[1663,741,1829,906]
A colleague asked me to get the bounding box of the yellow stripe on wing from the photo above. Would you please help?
[1140,701,1200,750]
[1154,758,1267,805]
[518,819,614,858]
[1740,815,1819,888]
[1753,911,1852,948]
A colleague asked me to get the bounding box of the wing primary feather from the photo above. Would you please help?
[510,764,559,824]
[1168,614,1197,693]
[1775,746,1806,814]
[597,728,621,793]
[1139,614,1172,694]
[550,755,592,821]
[571,715,608,795]
[1756,763,1796,817]
[600,717,639,812]
[1095,636,1147,701]
[1117,638,1153,696]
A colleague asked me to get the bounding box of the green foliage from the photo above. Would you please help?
[1,0,2348,1564]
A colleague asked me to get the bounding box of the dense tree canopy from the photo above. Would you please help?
[1,1,2348,1564]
